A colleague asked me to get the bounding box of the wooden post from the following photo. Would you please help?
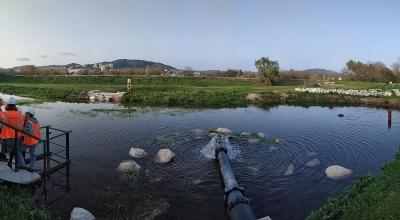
[127,78,132,91]
[388,110,392,128]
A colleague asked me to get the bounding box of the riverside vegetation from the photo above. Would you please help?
[0,187,52,220]
[308,151,400,220]
[3,75,400,108]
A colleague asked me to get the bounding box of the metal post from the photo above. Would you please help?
[14,129,19,172]
[65,132,70,192]
[214,135,256,220]
[41,139,48,203]
[46,126,50,169]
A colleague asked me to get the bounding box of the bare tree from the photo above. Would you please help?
[392,57,400,80]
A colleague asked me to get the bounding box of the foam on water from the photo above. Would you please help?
[200,135,241,160]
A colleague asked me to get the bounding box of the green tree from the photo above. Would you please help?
[255,57,279,85]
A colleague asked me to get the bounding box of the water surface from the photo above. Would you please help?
[21,102,400,220]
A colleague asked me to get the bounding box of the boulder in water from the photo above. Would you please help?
[305,159,321,167]
[284,164,294,176]
[129,148,147,158]
[216,127,232,135]
[338,114,344,117]
[240,132,250,136]
[325,165,352,180]
[117,160,141,172]
[257,132,266,139]
[155,149,175,164]
[246,93,261,101]
[208,132,217,137]
[258,216,272,220]
[70,207,95,220]
[274,138,282,144]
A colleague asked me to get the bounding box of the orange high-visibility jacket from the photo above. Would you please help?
[0,111,25,139]
[24,120,41,146]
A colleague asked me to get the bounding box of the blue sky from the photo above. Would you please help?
[0,0,399,71]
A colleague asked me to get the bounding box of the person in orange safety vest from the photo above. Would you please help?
[0,97,25,167]
[23,108,41,170]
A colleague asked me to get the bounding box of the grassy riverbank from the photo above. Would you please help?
[308,152,400,220]
[0,187,52,220]
[2,74,400,108]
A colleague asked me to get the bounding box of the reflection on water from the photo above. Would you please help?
[20,102,400,220]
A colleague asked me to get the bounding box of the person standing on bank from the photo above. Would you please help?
[0,97,25,168]
[23,108,41,170]
[0,96,5,161]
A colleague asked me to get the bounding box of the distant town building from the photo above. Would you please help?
[100,63,113,72]
[68,68,84,74]
[193,71,201,77]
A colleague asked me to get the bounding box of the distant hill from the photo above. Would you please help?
[301,68,338,75]
[106,59,176,70]
[8,59,176,71]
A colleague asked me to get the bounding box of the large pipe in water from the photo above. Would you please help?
[214,135,256,220]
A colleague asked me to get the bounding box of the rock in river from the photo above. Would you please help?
[155,149,176,164]
[240,132,250,136]
[129,148,147,158]
[70,207,95,220]
[274,138,283,144]
[208,132,217,137]
[325,165,352,180]
[117,160,141,172]
[246,93,261,101]
[216,127,232,135]
[305,159,321,167]
[284,164,294,176]
[257,132,266,139]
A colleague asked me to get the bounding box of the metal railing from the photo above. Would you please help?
[0,119,71,187]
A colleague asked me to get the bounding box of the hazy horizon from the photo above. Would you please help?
[1,0,400,71]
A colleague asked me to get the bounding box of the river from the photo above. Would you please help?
[15,102,400,220]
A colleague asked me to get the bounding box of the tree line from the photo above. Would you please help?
[255,57,400,85]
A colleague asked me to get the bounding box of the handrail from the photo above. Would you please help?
[0,120,43,141]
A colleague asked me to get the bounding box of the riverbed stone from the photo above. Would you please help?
[257,132,266,139]
[70,207,95,220]
[216,127,232,135]
[305,159,321,167]
[155,149,176,164]
[258,216,272,220]
[284,164,294,176]
[129,148,147,158]
[325,165,352,180]
[240,132,250,136]
[208,132,217,137]
[117,160,141,172]
[274,138,282,144]
[246,93,261,101]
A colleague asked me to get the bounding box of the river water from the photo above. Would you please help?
[16,102,400,220]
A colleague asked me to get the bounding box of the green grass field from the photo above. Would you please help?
[308,152,400,220]
[0,187,52,220]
